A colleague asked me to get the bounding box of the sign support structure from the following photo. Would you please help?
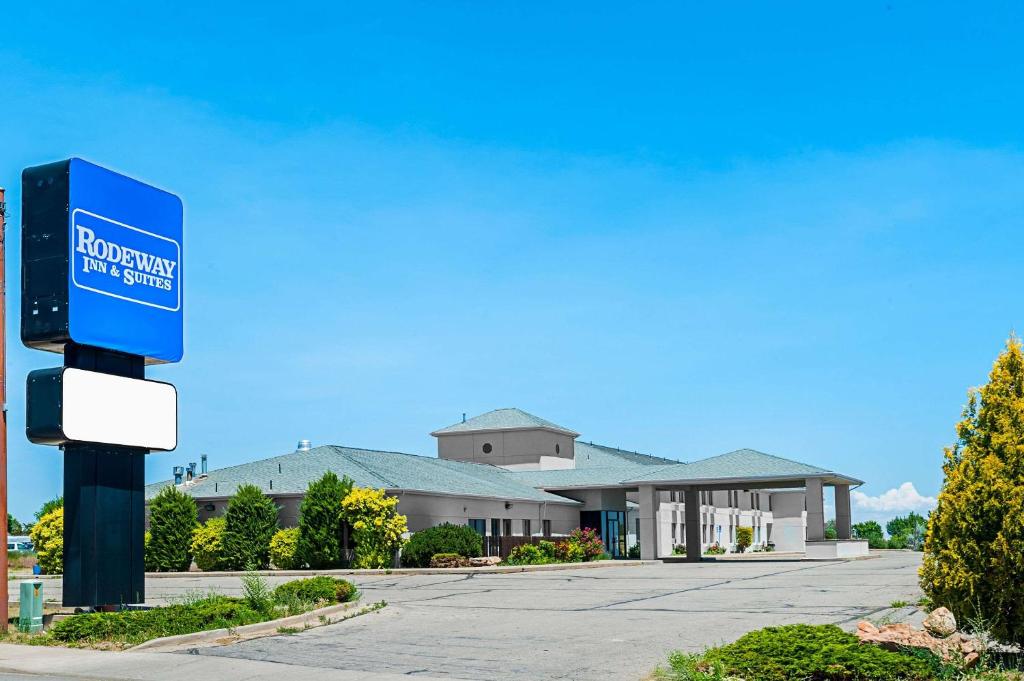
[61,346,147,607]
[0,186,8,630]
[21,159,182,609]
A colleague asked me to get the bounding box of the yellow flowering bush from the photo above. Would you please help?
[31,508,64,575]
[341,486,408,569]
[270,527,300,569]
[921,335,1024,644]
[190,517,228,571]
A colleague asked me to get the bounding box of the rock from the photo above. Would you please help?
[856,618,983,663]
[469,556,501,567]
[923,607,958,638]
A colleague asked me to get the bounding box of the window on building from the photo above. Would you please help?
[469,519,486,535]
[491,519,501,537]
[543,519,552,537]
[523,519,531,536]
[503,518,513,536]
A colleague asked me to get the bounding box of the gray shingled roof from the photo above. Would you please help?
[574,442,680,468]
[146,445,579,505]
[431,408,579,436]
[623,449,845,484]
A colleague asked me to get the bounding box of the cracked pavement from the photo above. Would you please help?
[182,551,924,680]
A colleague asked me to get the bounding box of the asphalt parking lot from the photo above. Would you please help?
[181,551,924,681]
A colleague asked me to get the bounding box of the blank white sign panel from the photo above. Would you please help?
[62,368,177,450]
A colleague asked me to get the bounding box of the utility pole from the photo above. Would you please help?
[0,186,8,631]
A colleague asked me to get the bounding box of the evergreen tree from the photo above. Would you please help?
[297,472,353,569]
[222,484,279,570]
[921,336,1024,644]
[35,496,63,522]
[147,485,198,572]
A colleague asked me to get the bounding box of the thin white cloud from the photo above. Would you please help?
[852,482,937,513]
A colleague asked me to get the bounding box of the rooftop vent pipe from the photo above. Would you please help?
[201,454,208,474]
[173,466,185,485]
[297,439,312,452]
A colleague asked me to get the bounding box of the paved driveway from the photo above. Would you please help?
[188,551,923,680]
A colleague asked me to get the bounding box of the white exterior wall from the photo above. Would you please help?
[768,490,807,553]
[625,489,798,556]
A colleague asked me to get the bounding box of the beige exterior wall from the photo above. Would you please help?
[391,491,579,536]
[436,429,575,469]
[184,490,580,538]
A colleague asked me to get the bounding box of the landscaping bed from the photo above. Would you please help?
[652,621,1024,681]
[2,575,363,650]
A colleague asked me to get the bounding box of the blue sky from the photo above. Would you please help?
[2,2,1021,525]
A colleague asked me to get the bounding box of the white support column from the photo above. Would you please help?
[835,484,852,540]
[805,478,825,542]
[638,485,659,560]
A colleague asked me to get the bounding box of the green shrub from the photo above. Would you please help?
[30,508,63,575]
[659,624,937,681]
[401,523,483,567]
[736,526,753,553]
[191,517,228,571]
[146,486,198,572]
[568,527,604,561]
[241,571,274,614]
[222,484,279,570]
[505,544,550,565]
[273,576,356,605]
[429,552,469,567]
[297,472,353,569]
[48,595,266,645]
[627,543,641,559]
[270,528,300,569]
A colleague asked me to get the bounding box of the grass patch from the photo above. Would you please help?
[891,599,912,608]
[0,575,359,649]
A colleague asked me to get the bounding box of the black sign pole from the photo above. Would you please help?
[61,345,146,608]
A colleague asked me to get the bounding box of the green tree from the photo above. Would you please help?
[887,512,927,550]
[852,520,888,548]
[146,486,198,572]
[824,519,838,540]
[921,336,1024,644]
[35,496,63,522]
[297,471,353,569]
[852,520,883,541]
[8,515,26,535]
[222,484,279,570]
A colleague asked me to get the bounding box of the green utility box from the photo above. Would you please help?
[18,581,43,633]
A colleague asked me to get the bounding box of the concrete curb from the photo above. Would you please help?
[135,559,646,578]
[129,599,367,653]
